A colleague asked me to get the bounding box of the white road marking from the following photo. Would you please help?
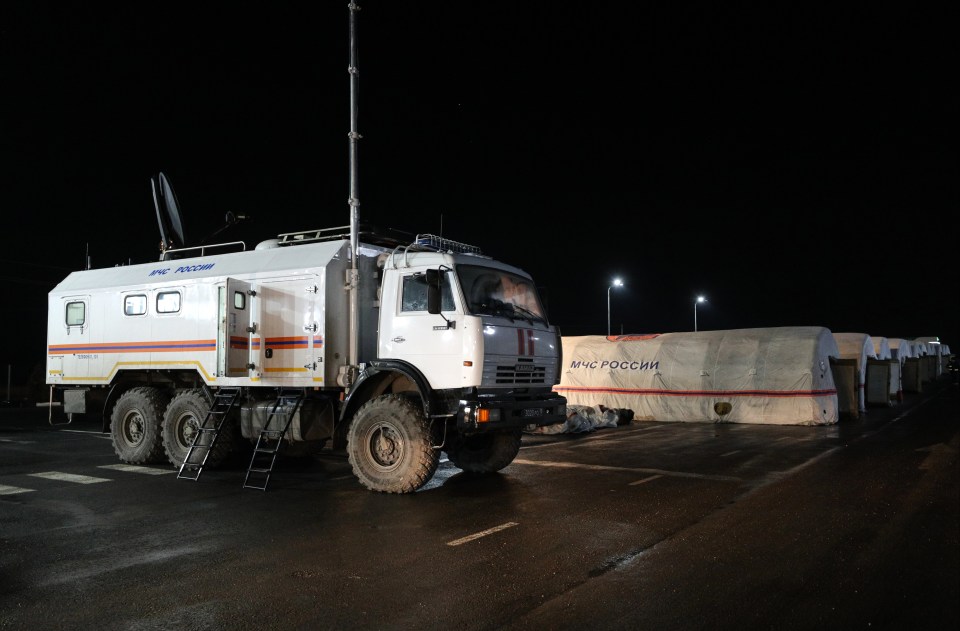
[720,450,740,457]
[0,484,35,495]
[98,464,174,475]
[59,429,111,440]
[512,459,742,482]
[447,522,519,547]
[0,438,36,444]
[628,474,663,486]
[28,471,110,484]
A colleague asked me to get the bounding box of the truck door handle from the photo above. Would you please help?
[392,336,405,343]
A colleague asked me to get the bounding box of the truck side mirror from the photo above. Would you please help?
[425,268,441,314]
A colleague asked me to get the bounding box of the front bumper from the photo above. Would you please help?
[456,391,566,432]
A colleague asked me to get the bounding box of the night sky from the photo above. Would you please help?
[3,3,955,387]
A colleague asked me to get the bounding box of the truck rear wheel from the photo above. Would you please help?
[162,389,236,469]
[347,394,439,494]
[446,428,522,473]
[110,387,168,464]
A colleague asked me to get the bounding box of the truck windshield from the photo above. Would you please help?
[458,264,546,322]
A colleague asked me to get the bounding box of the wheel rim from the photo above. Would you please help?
[120,410,145,447]
[175,412,201,449]
[367,422,404,471]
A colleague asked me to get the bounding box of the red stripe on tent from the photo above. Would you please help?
[552,386,837,398]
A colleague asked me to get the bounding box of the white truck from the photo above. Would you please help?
[45,225,567,493]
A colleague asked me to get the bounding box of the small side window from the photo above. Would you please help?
[124,294,147,316]
[65,301,85,326]
[234,291,245,310]
[157,291,181,314]
[401,275,429,312]
[401,271,455,314]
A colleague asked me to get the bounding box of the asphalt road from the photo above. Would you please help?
[1,377,957,631]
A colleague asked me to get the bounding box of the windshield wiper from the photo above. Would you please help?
[510,303,546,324]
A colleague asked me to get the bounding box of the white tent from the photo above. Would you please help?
[553,326,840,426]
[832,332,877,413]
[914,336,946,375]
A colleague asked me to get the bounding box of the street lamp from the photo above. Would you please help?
[607,278,623,337]
[694,295,706,332]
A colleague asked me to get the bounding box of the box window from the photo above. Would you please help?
[157,291,181,314]
[65,301,85,326]
[124,294,147,316]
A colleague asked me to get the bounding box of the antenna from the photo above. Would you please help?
[151,172,186,257]
[341,2,362,391]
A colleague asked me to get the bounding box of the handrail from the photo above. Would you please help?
[159,241,247,261]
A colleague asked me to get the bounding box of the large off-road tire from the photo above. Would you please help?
[346,394,439,494]
[446,428,523,473]
[110,387,168,464]
[162,389,237,469]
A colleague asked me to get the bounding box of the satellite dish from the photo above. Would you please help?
[152,172,186,253]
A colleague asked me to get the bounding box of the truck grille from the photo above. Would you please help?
[493,359,548,385]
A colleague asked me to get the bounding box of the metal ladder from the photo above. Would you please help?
[177,387,241,481]
[243,389,304,491]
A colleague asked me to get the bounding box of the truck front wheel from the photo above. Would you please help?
[347,394,439,494]
[446,428,522,473]
[110,387,168,464]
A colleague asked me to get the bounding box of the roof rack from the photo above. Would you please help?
[412,234,482,255]
[275,226,483,255]
[276,224,422,249]
[277,226,352,245]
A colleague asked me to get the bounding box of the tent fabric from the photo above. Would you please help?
[527,404,624,434]
[870,336,892,360]
[888,338,917,363]
[832,333,877,413]
[553,326,840,426]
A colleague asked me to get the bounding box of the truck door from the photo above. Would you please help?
[48,295,91,382]
[257,276,321,386]
[218,278,253,377]
[379,269,463,389]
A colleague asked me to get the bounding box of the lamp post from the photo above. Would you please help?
[607,278,623,337]
[694,295,706,332]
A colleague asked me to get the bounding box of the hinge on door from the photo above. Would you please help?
[305,285,319,293]
[303,322,318,333]
[246,322,258,333]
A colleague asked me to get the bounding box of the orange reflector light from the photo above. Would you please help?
[476,408,490,423]
[463,360,473,367]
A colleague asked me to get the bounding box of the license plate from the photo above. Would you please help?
[522,408,543,417]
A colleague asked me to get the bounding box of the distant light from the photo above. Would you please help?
[607,278,624,336]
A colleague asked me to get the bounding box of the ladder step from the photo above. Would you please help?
[175,387,243,484]
[240,389,305,491]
